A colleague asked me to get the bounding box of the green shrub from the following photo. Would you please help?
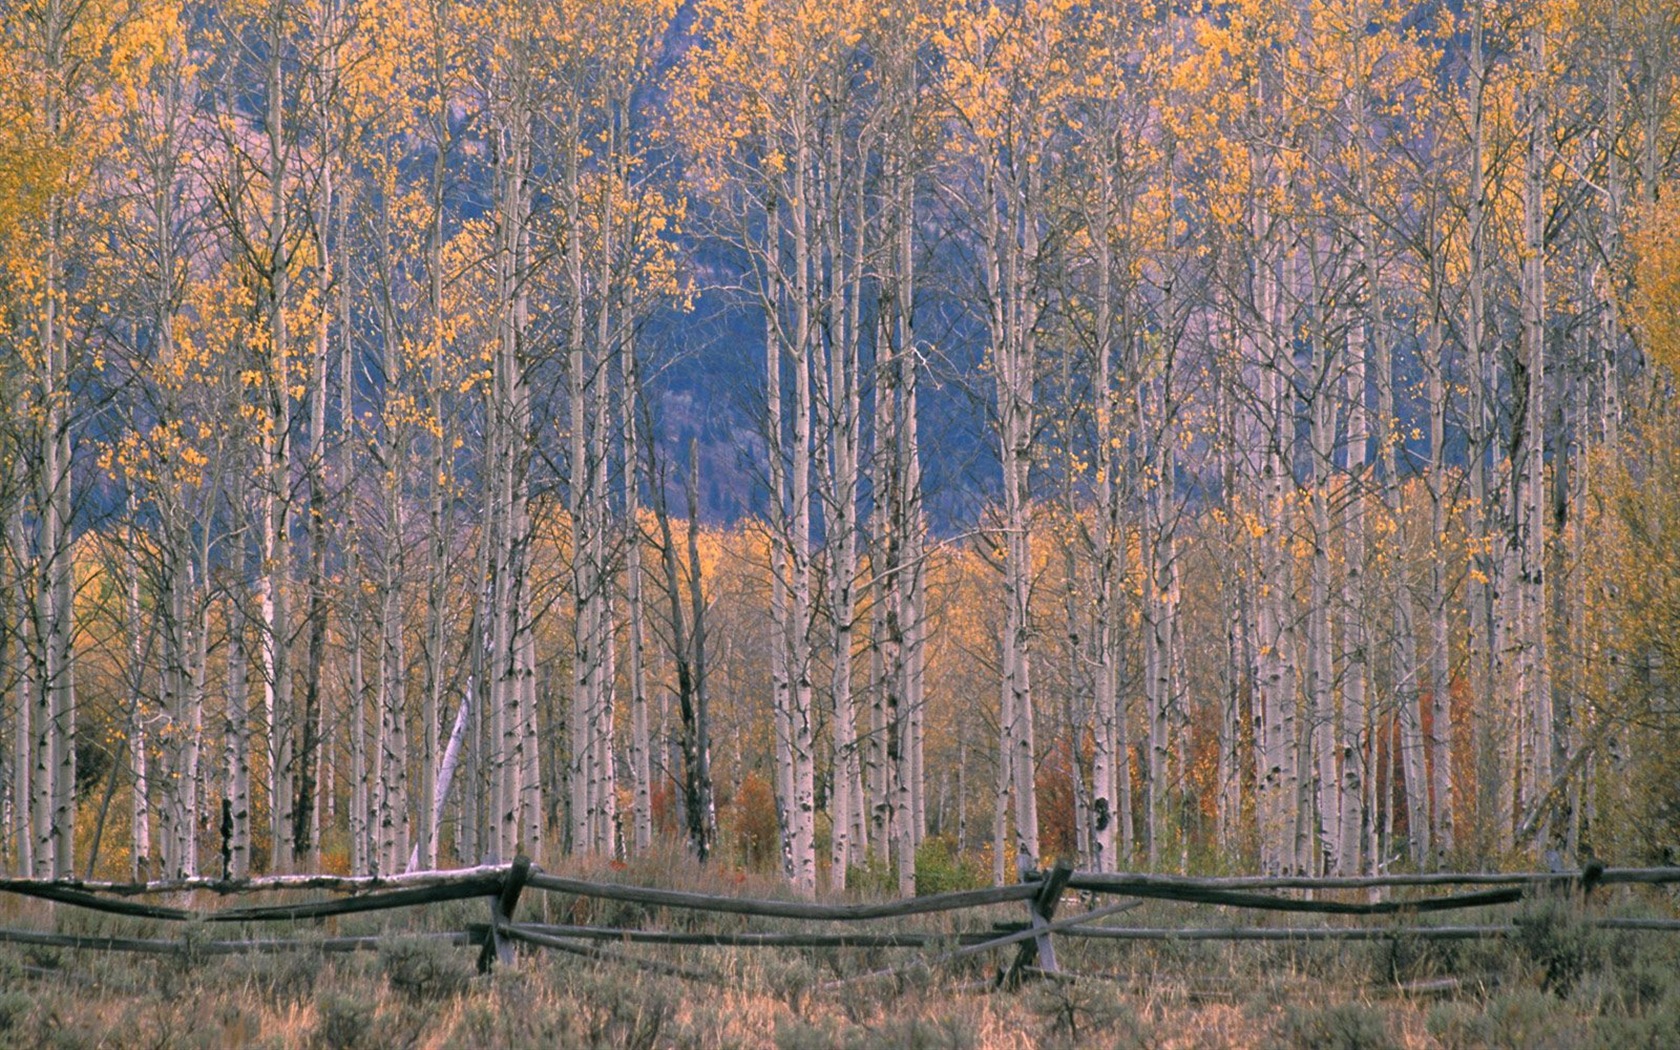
[1027,981,1146,1049]
[232,948,322,1005]
[848,1014,978,1050]
[1484,987,1587,1049]
[842,839,988,898]
[0,990,33,1034]
[368,1000,435,1050]
[446,973,580,1047]
[1588,992,1680,1050]
[1512,899,1602,994]
[1617,953,1680,1014]
[915,837,988,896]
[585,978,673,1050]
[774,1016,839,1050]
[1273,1001,1398,1050]
[1426,1001,1496,1050]
[379,937,473,1001]
[209,1000,263,1049]
[312,993,375,1050]
[845,854,897,898]
[775,1011,978,1050]
[770,955,822,1013]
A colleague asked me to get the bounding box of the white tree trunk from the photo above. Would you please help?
[1516,22,1552,853]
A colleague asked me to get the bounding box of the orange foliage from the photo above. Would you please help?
[1035,735,1080,864]
[723,771,781,872]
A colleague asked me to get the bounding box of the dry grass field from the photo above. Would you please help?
[2,854,1677,1049]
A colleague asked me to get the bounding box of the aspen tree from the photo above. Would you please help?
[625,349,653,854]
[123,511,149,878]
[4,499,27,875]
[115,250,273,878]
[102,1,202,878]
[460,0,553,865]
[339,0,425,875]
[559,4,609,858]
[416,0,463,870]
[261,0,299,874]
[104,85,224,880]
[674,0,890,894]
[1513,9,1553,853]
[1074,1,1154,873]
[1333,0,1410,876]
[288,0,359,875]
[0,30,37,873]
[351,0,462,877]
[38,4,77,881]
[198,0,316,873]
[936,0,1081,879]
[857,1,937,891]
[1423,257,1456,864]
[603,99,685,861]
[1391,23,1461,865]
[1194,1,1306,875]
[347,0,478,874]
[541,0,675,858]
[643,422,714,860]
[1459,0,1512,861]
[1210,343,1251,864]
[2,0,139,877]
[227,481,255,878]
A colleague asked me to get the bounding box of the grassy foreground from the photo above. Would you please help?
[2,857,1677,1049]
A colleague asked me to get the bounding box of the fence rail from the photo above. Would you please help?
[2,862,1676,983]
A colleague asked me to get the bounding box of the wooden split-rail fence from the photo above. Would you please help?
[1,862,1677,988]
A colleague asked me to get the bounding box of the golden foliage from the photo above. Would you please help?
[1628,191,1680,374]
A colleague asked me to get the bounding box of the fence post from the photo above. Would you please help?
[478,855,532,974]
[1000,859,1073,988]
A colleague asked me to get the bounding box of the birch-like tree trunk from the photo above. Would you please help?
[1213,348,1247,863]
[226,489,254,880]
[292,0,345,872]
[1463,1,1509,860]
[1088,160,1123,875]
[817,121,865,889]
[1257,213,1303,875]
[754,103,820,895]
[1343,314,1374,876]
[565,102,602,855]
[123,511,151,878]
[624,348,653,855]
[641,397,713,861]
[18,0,80,881]
[1368,230,1428,870]
[253,0,298,875]
[6,501,27,875]
[478,13,541,864]
[1422,279,1455,864]
[1140,383,1181,870]
[787,157,818,893]
[1305,259,1339,875]
[1514,19,1552,854]
[973,113,1046,878]
[374,468,410,875]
